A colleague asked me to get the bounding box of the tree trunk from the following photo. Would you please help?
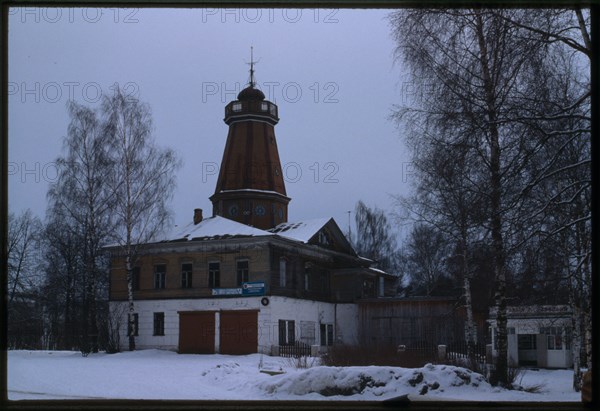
[475,11,508,386]
[126,254,136,351]
[461,236,476,362]
[571,306,582,391]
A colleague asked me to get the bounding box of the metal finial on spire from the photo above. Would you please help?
[247,46,259,88]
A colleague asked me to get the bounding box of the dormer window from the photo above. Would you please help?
[318,231,330,246]
[232,102,242,112]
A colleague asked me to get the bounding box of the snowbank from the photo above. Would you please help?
[7,350,581,402]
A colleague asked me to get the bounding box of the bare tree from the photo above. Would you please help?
[7,210,43,348]
[47,100,115,353]
[7,210,42,303]
[389,9,576,386]
[353,200,402,278]
[494,9,591,391]
[403,223,449,297]
[102,87,181,351]
[41,209,84,350]
[394,135,487,356]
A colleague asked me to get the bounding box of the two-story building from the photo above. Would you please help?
[107,65,396,355]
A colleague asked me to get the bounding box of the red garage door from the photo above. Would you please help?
[178,311,215,354]
[219,310,258,355]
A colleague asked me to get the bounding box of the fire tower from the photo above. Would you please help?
[209,50,290,229]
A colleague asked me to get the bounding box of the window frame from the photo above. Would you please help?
[517,334,537,350]
[278,319,295,346]
[181,262,193,288]
[236,259,249,286]
[132,266,140,291]
[208,261,220,288]
[153,264,166,289]
[279,258,287,288]
[153,312,165,336]
[320,323,334,347]
[304,262,311,291]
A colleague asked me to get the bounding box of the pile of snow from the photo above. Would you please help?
[7,350,581,402]
[258,363,508,401]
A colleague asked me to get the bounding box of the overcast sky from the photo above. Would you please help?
[8,7,415,236]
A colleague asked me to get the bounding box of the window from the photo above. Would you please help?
[208,262,220,288]
[320,323,334,346]
[153,312,164,336]
[237,260,249,286]
[378,276,385,297]
[154,264,166,289]
[261,102,268,111]
[255,205,266,216]
[517,334,537,350]
[363,278,375,297]
[318,231,330,246]
[181,263,192,288]
[542,327,565,350]
[278,320,295,346]
[304,263,311,291]
[128,313,138,337]
[132,267,140,291]
[320,270,330,293]
[300,321,315,344]
[232,102,242,112]
[279,258,287,288]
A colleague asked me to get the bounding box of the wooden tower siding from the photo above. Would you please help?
[210,83,290,230]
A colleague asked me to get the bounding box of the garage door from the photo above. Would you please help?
[219,310,258,355]
[178,311,215,354]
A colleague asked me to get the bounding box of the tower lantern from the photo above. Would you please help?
[209,51,290,229]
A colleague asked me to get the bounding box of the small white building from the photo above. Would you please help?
[488,305,573,369]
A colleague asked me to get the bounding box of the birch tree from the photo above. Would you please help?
[495,9,591,390]
[47,100,114,353]
[102,87,181,351]
[394,135,486,357]
[390,9,559,386]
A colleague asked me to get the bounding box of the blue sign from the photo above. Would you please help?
[242,281,265,296]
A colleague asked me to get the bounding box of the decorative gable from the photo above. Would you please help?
[269,218,356,256]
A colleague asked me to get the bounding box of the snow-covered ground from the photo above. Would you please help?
[7,349,581,402]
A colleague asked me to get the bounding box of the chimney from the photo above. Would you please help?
[193,208,203,225]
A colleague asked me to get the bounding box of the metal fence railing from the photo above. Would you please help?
[279,341,312,358]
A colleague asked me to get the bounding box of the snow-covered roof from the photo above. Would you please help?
[164,215,271,242]
[268,217,332,243]
[159,215,355,253]
[368,267,391,275]
[489,305,571,320]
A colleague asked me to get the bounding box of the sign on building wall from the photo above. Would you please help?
[242,281,265,296]
[211,282,265,296]
[212,288,243,296]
